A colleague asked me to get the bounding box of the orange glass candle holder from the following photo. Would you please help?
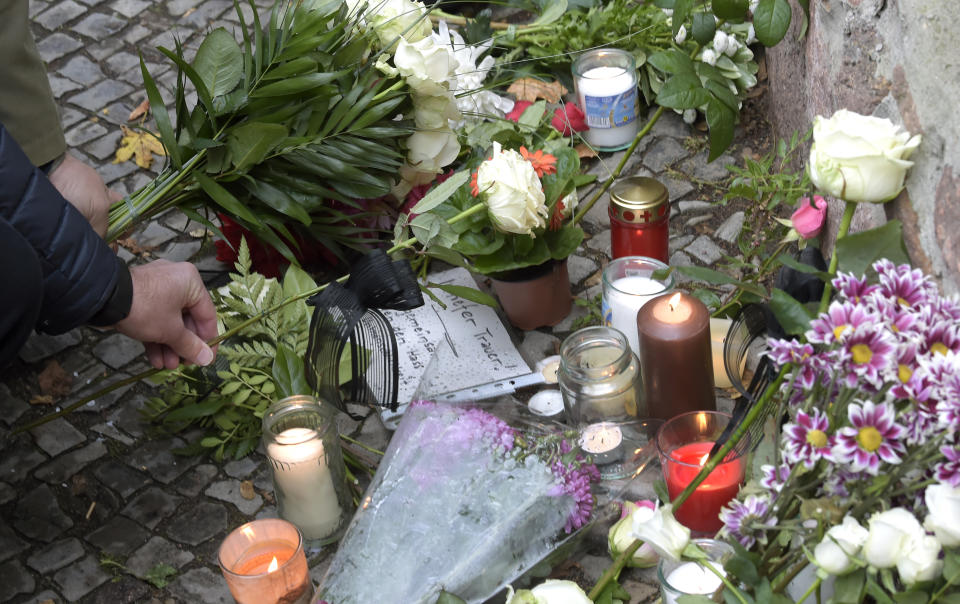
[219,518,313,604]
[656,411,746,534]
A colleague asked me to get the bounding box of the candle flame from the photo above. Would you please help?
[696,412,708,432]
[668,292,682,311]
[267,556,279,573]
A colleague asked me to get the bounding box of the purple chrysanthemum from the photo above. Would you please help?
[719,494,773,548]
[833,272,878,304]
[832,400,906,474]
[921,320,960,357]
[760,463,791,494]
[900,401,939,446]
[873,259,938,308]
[842,327,897,388]
[935,446,960,488]
[807,300,877,346]
[887,343,932,401]
[549,452,600,533]
[822,467,865,499]
[767,339,815,367]
[782,409,833,469]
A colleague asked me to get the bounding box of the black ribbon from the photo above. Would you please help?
[305,250,423,417]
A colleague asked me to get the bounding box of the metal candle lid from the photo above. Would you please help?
[610,176,669,224]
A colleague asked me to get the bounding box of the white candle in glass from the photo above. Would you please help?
[266,428,342,541]
[577,65,639,149]
[709,318,746,389]
[663,561,725,604]
[580,422,623,465]
[528,390,565,417]
[604,275,666,357]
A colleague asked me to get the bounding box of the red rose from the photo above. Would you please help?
[551,103,588,136]
[505,100,533,123]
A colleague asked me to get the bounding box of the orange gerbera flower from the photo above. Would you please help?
[519,146,557,178]
[470,170,480,197]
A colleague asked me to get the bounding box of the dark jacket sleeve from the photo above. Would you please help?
[0,122,125,334]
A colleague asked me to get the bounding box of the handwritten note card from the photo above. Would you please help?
[379,267,530,427]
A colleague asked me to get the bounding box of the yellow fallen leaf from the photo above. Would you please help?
[239,480,256,500]
[506,78,568,103]
[128,98,150,121]
[114,125,166,169]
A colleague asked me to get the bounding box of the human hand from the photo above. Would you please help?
[47,153,120,238]
[115,260,219,370]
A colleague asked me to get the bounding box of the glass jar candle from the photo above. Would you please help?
[558,326,644,424]
[609,177,670,262]
[572,48,640,151]
[262,395,352,545]
[219,518,313,604]
[601,256,674,359]
[658,538,734,604]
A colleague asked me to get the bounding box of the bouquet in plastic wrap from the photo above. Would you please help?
[315,401,600,604]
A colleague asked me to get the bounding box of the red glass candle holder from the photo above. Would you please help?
[609,177,670,262]
[656,411,746,534]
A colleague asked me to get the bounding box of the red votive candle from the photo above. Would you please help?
[218,518,313,604]
[657,411,746,534]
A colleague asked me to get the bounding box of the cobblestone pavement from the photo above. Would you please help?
[1,1,754,602]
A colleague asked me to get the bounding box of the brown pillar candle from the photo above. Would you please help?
[636,291,715,420]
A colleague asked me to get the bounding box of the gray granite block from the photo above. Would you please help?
[27,537,85,573]
[122,486,182,529]
[52,554,111,601]
[163,500,228,546]
[14,485,74,542]
[86,516,151,555]
[31,418,85,457]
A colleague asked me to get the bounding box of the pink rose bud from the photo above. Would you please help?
[551,103,588,135]
[791,195,828,239]
[619,499,657,519]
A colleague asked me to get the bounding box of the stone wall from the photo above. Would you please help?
[765,0,959,294]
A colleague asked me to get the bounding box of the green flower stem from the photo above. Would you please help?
[793,574,822,603]
[703,553,751,604]
[572,106,665,226]
[587,539,639,600]
[672,365,789,509]
[817,200,857,314]
[14,202,488,435]
[340,433,385,457]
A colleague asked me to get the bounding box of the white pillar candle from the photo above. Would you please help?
[266,428,343,541]
[603,275,666,357]
[663,561,725,604]
[576,65,639,149]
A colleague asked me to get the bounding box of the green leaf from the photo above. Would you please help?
[410,171,471,214]
[835,220,909,277]
[674,266,767,297]
[654,478,670,503]
[272,344,310,399]
[250,72,344,97]
[656,74,711,110]
[691,12,717,45]
[892,592,929,604]
[530,0,567,26]
[195,173,260,224]
[706,98,736,161]
[724,553,760,585]
[648,49,697,76]
[144,563,178,589]
[140,57,180,168]
[282,263,317,298]
[428,284,499,308]
[864,577,896,604]
[227,122,288,171]
[193,28,243,97]
[672,0,693,37]
[263,56,318,81]
[200,437,222,447]
[776,254,832,282]
[519,100,548,130]
[712,0,749,21]
[753,0,792,46]
[410,214,458,248]
[770,288,813,335]
[434,592,467,604]
[243,178,311,225]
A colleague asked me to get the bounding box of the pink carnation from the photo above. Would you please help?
[791,195,828,239]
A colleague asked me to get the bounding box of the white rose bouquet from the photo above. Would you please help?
[405,140,589,277]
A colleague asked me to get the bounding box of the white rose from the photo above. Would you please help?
[712,30,729,55]
[560,189,578,218]
[808,109,921,203]
[528,580,592,604]
[924,484,960,547]
[366,0,432,48]
[630,503,690,562]
[700,48,718,66]
[404,128,460,175]
[862,508,925,569]
[394,36,458,96]
[475,142,547,236]
[412,92,461,129]
[813,515,868,576]
[608,503,658,568]
[897,535,943,586]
